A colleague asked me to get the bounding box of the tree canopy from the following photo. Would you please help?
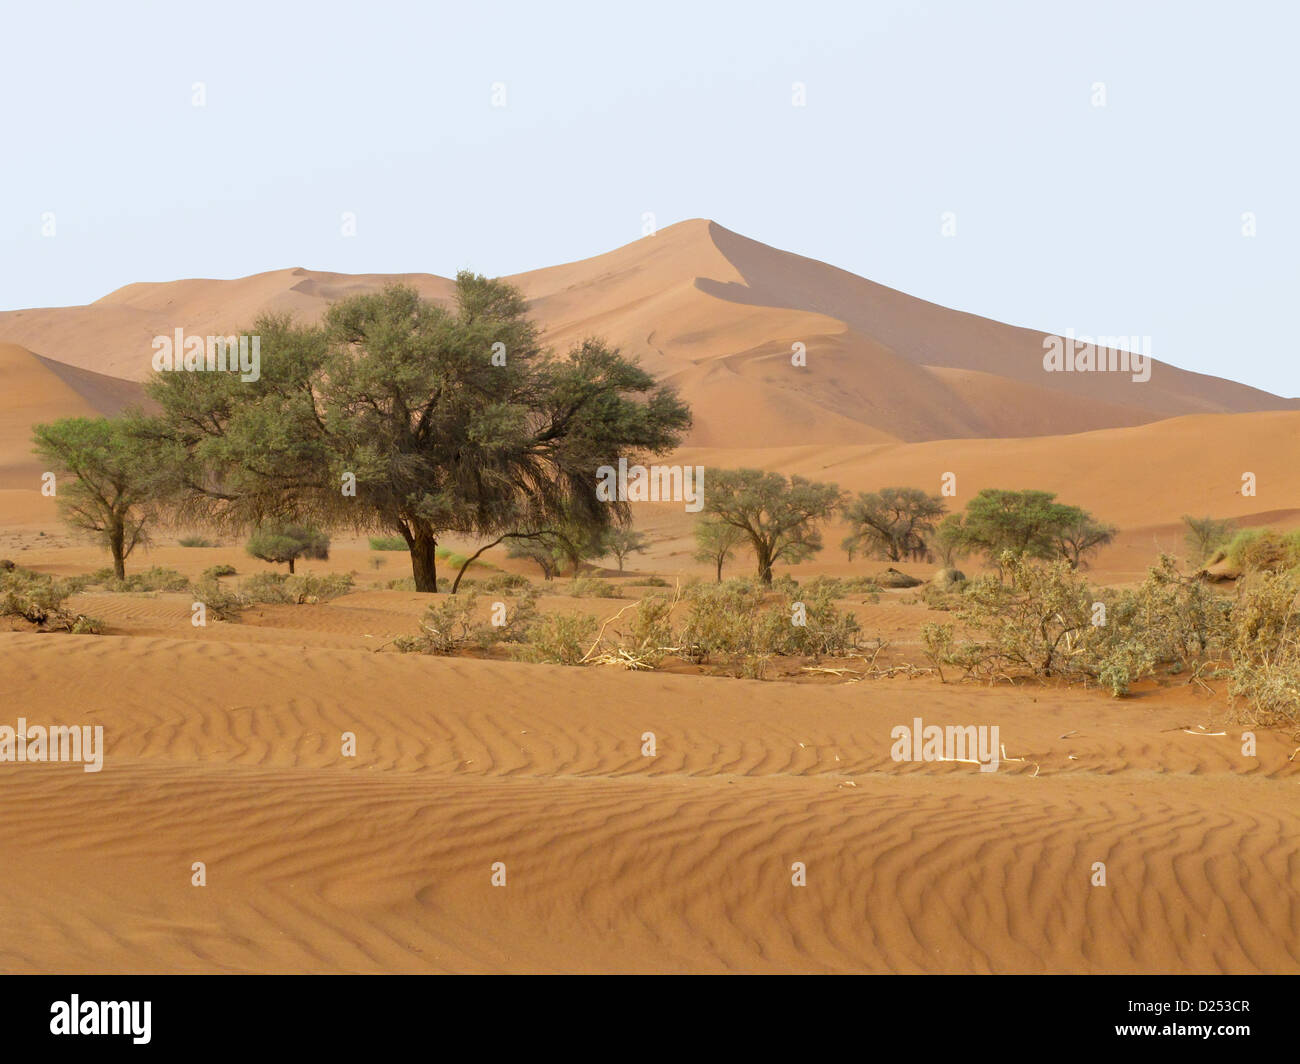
[142,276,692,591]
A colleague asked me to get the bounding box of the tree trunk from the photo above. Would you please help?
[715,557,723,583]
[288,557,295,574]
[756,545,774,586]
[409,529,439,592]
[110,522,126,581]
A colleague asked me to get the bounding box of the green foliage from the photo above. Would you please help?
[396,589,539,654]
[144,277,691,592]
[515,611,598,666]
[677,578,859,663]
[241,570,354,604]
[90,566,190,592]
[369,536,407,551]
[178,536,218,547]
[1183,514,1236,564]
[203,564,237,578]
[1227,571,1300,726]
[247,523,330,574]
[192,575,244,621]
[604,526,651,572]
[31,416,163,580]
[0,566,100,633]
[1223,529,1300,574]
[841,487,945,562]
[703,468,843,585]
[953,489,1115,572]
[567,574,621,598]
[693,515,747,582]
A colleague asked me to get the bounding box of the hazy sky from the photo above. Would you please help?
[4,0,1296,395]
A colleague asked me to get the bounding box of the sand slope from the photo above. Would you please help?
[3,221,1294,448]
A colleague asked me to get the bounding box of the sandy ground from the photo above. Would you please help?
[0,544,1297,973]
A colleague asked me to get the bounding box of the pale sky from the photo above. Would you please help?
[3,0,1296,395]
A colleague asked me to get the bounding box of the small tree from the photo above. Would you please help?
[929,514,969,568]
[841,487,945,562]
[246,524,329,574]
[703,469,843,585]
[1183,514,1235,563]
[1053,510,1118,570]
[604,527,650,572]
[32,417,160,580]
[693,516,746,582]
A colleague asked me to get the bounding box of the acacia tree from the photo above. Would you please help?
[693,516,746,582]
[604,527,650,572]
[1182,514,1235,563]
[1053,510,1117,570]
[32,417,160,580]
[143,277,691,592]
[703,469,843,585]
[247,523,329,574]
[958,489,1115,577]
[841,487,946,562]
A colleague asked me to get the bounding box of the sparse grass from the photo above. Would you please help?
[179,536,218,548]
[89,567,190,593]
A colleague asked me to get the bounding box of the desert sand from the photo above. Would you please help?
[1,222,1297,974]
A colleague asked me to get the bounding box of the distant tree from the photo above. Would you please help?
[693,516,747,582]
[1053,510,1118,570]
[506,537,560,581]
[841,487,946,562]
[929,514,970,568]
[247,523,329,574]
[604,527,650,572]
[957,489,1116,577]
[703,469,843,585]
[32,417,161,580]
[1182,514,1235,563]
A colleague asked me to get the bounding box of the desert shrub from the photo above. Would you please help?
[952,553,1231,695]
[69,615,104,635]
[241,572,295,603]
[192,576,244,621]
[629,575,671,588]
[481,573,531,592]
[955,554,1094,680]
[203,564,237,579]
[396,589,540,655]
[369,536,408,551]
[1224,529,1300,575]
[179,536,217,548]
[1226,571,1300,727]
[0,567,73,622]
[567,574,621,598]
[676,578,859,663]
[1183,515,1235,564]
[92,566,190,593]
[293,572,354,602]
[241,571,354,604]
[516,611,597,666]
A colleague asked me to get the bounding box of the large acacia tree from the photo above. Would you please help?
[144,276,691,591]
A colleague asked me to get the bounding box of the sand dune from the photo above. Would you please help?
[3,220,1294,450]
[1,632,1294,974]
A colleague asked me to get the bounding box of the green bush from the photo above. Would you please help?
[1224,529,1300,574]
[396,589,539,655]
[203,564,237,579]
[369,536,408,551]
[515,612,597,665]
[91,566,190,593]
[567,574,621,598]
[179,536,217,548]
